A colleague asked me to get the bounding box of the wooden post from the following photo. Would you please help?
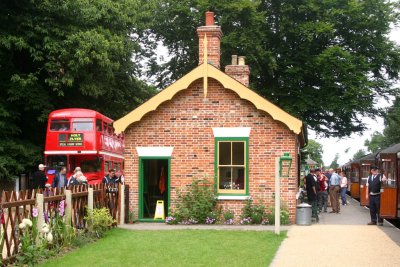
[65,190,72,226]
[275,157,281,235]
[36,193,44,233]
[119,184,125,225]
[88,187,94,212]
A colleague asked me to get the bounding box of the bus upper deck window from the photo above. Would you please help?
[96,119,102,132]
[50,119,70,131]
[72,118,93,131]
[107,124,113,135]
[103,122,107,134]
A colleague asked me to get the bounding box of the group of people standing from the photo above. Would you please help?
[32,163,124,189]
[305,168,348,222]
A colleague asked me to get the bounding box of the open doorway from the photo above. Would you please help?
[140,158,169,220]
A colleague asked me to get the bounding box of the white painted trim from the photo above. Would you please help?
[212,127,251,137]
[217,195,250,200]
[99,151,125,159]
[136,147,174,157]
[44,150,97,155]
[79,151,98,154]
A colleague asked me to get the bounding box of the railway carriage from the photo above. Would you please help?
[377,143,400,218]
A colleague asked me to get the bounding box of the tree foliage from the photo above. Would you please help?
[364,132,385,153]
[352,149,367,160]
[301,139,324,166]
[364,96,400,151]
[145,0,400,137]
[0,0,155,180]
[329,153,339,169]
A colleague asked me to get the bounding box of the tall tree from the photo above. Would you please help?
[382,96,400,146]
[364,132,385,153]
[352,149,367,160]
[0,0,155,180]
[329,153,339,169]
[364,96,400,151]
[301,139,324,166]
[146,0,400,137]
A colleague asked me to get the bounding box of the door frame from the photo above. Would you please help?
[138,156,171,222]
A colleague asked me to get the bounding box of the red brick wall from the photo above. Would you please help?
[124,78,299,223]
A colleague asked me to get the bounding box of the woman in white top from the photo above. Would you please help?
[340,171,348,205]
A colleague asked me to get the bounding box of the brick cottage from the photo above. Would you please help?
[114,12,307,223]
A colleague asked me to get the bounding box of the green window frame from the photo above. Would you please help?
[214,137,249,195]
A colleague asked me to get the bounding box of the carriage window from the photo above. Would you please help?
[72,118,93,131]
[96,119,102,132]
[360,164,370,185]
[351,168,359,183]
[382,161,396,188]
[50,120,70,131]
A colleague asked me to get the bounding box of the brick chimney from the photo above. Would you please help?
[197,11,222,69]
[225,55,250,87]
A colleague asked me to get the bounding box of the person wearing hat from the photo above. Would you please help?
[366,166,387,226]
[32,164,48,189]
[52,166,68,189]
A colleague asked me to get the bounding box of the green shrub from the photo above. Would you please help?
[85,208,116,238]
[128,211,136,223]
[223,210,234,221]
[172,178,217,223]
[266,203,290,225]
[241,198,266,224]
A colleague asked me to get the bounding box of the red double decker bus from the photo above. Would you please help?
[44,108,124,185]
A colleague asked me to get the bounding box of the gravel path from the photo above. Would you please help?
[272,197,400,267]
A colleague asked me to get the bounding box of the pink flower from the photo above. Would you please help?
[59,200,65,216]
[32,207,38,218]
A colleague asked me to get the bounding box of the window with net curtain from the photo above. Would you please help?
[217,141,247,194]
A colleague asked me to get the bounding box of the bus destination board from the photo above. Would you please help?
[59,133,84,146]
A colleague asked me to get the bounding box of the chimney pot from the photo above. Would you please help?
[238,56,246,65]
[197,11,222,68]
[231,55,238,65]
[205,11,214,26]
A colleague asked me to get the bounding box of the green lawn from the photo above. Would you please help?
[39,228,286,267]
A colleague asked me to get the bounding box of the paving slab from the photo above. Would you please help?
[272,197,400,267]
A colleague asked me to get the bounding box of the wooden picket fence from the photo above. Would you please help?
[0,183,126,264]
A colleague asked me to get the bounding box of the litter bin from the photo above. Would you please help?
[296,203,312,225]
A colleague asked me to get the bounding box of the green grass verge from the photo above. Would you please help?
[39,228,286,267]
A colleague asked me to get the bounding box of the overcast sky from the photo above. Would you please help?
[312,26,400,166]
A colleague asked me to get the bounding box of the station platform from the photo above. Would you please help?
[272,197,400,267]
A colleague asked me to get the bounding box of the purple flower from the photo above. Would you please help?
[205,217,216,224]
[32,207,38,218]
[240,217,252,225]
[224,218,234,225]
[44,212,49,223]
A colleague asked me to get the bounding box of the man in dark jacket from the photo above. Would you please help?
[52,167,68,189]
[102,169,120,184]
[32,164,48,189]
[366,166,387,226]
[306,169,319,222]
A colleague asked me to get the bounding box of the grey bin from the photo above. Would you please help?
[296,203,312,225]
